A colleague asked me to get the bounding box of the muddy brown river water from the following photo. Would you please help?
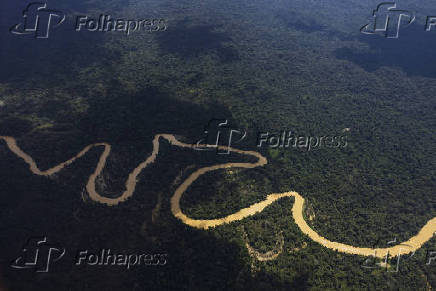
[1,134,433,259]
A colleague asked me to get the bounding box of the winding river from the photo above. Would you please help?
[1,134,434,259]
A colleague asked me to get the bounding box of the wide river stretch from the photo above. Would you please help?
[1,134,434,259]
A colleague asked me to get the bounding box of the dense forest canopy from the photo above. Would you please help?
[0,0,435,290]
